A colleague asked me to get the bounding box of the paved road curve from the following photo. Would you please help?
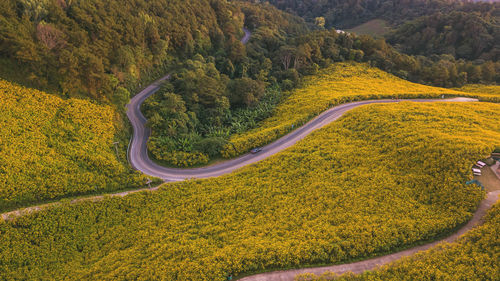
[241,27,251,44]
[127,96,479,181]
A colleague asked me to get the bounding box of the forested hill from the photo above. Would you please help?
[0,0,305,102]
[253,0,499,80]
[387,9,500,61]
[0,0,243,101]
[260,0,470,28]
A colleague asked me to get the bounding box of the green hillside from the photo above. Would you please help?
[345,19,390,37]
[0,0,246,100]
[222,62,500,158]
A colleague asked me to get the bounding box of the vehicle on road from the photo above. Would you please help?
[250,148,262,154]
[472,167,482,176]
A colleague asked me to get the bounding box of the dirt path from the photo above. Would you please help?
[1,185,160,221]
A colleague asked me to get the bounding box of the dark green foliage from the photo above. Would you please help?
[388,10,500,61]
[143,77,282,164]
[227,77,266,107]
[193,137,227,157]
[0,0,246,102]
[258,0,493,29]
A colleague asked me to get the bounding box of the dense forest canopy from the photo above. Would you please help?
[257,0,495,28]
[0,0,249,101]
[387,9,500,61]
[256,0,500,64]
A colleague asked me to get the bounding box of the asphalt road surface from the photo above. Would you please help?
[241,27,251,44]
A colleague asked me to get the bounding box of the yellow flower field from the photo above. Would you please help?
[0,80,145,210]
[455,84,500,97]
[299,200,500,281]
[1,102,499,280]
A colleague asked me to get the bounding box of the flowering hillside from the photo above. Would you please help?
[299,200,500,281]
[0,80,145,210]
[222,62,499,157]
[1,102,499,280]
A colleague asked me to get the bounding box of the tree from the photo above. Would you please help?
[113,87,130,108]
[36,22,66,50]
[227,78,265,107]
[279,45,295,70]
[315,17,325,28]
[481,61,495,82]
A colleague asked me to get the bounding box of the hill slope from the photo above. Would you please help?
[0,0,246,100]
[222,62,499,157]
[387,10,500,61]
[0,102,499,280]
[302,199,500,280]
[0,80,145,210]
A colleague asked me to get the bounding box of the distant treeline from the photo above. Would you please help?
[388,9,499,61]
[254,0,499,69]
[257,0,495,28]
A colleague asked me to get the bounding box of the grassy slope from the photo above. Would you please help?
[345,19,391,37]
[300,200,500,281]
[1,102,499,280]
[0,80,146,211]
[222,62,499,157]
[455,84,500,96]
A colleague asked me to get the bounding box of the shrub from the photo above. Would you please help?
[157,151,209,167]
[194,137,227,157]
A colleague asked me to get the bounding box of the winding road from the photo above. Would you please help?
[127,95,479,181]
[241,27,251,44]
[1,27,499,280]
[126,28,479,182]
